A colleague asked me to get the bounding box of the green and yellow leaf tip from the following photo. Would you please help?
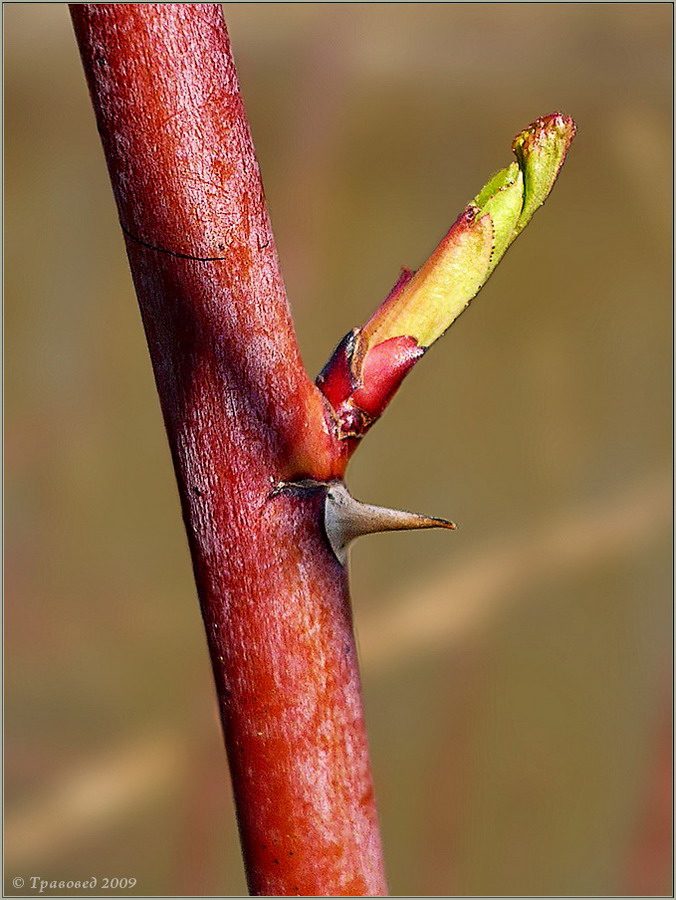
[512,112,577,236]
[360,112,576,352]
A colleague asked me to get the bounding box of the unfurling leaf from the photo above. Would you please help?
[317,112,576,441]
[512,113,577,235]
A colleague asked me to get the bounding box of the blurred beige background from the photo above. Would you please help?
[5,3,672,896]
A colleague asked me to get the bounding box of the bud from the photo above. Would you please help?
[317,112,576,443]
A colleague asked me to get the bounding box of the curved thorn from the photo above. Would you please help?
[324,482,456,566]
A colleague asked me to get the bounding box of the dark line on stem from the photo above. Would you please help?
[120,222,228,262]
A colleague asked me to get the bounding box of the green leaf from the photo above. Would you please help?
[359,112,576,354]
[473,162,524,277]
[360,209,494,350]
[512,113,577,235]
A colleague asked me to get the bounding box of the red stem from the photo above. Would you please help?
[70,5,385,895]
[624,682,673,896]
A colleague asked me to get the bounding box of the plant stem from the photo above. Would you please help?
[70,4,386,895]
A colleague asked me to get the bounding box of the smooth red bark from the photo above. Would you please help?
[70,4,385,895]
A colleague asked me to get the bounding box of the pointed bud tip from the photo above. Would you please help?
[512,112,577,156]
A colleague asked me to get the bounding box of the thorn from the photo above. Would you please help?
[324,482,456,566]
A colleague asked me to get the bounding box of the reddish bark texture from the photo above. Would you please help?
[70,4,386,895]
[624,686,673,896]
